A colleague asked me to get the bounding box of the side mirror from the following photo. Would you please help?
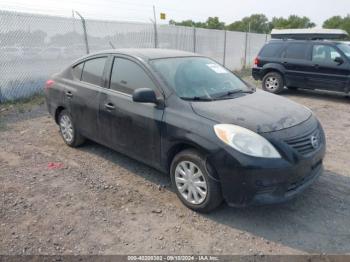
[334,57,344,65]
[132,88,158,104]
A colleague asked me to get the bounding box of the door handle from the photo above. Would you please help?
[314,64,319,68]
[105,103,115,110]
[65,91,73,98]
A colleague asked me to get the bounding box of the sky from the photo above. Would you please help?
[0,0,349,27]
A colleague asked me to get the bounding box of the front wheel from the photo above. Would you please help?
[262,72,284,94]
[170,149,222,213]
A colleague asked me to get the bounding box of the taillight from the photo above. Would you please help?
[45,79,54,89]
[254,57,260,66]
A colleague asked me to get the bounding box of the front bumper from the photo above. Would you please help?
[208,119,326,207]
[251,161,323,205]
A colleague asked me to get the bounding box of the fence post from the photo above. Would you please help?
[193,27,196,53]
[243,31,248,69]
[153,5,158,48]
[153,23,158,48]
[74,11,90,54]
[223,30,227,66]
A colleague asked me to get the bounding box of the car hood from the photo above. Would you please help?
[191,90,312,133]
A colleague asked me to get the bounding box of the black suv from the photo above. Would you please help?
[252,40,350,94]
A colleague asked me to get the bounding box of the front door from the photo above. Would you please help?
[309,44,350,92]
[98,56,164,167]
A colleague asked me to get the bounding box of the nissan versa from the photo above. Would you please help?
[44,49,326,212]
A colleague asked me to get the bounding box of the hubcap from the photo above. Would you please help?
[59,115,74,143]
[174,161,208,205]
[265,77,280,90]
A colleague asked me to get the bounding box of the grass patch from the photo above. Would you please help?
[0,94,45,115]
[0,117,7,131]
[234,67,253,79]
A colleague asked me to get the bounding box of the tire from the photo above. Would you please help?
[262,72,284,94]
[287,86,298,90]
[170,149,223,213]
[58,110,85,147]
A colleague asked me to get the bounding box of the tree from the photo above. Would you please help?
[323,15,350,36]
[169,17,224,29]
[226,14,270,33]
[169,14,317,33]
[270,15,316,29]
[169,19,196,27]
[206,17,225,30]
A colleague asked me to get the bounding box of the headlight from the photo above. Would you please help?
[214,124,281,158]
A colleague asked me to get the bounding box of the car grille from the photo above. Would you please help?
[285,127,321,156]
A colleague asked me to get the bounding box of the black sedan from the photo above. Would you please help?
[44,49,326,212]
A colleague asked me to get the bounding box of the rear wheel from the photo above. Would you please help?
[170,149,222,213]
[262,72,284,94]
[58,110,85,147]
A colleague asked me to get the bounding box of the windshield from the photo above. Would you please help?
[337,43,350,59]
[150,57,250,100]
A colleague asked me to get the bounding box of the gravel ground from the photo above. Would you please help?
[1,85,350,255]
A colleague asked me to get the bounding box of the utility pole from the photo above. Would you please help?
[74,10,90,54]
[152,5,158,48]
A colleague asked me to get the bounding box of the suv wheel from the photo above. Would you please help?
[262,72,284,94]
[170,149,222,213]
[58,110,85,147]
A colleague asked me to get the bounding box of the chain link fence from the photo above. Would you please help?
[0,10,269,102]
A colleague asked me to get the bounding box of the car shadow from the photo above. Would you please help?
[281,88,350,104]
[78,140,350,254]
[205,170,350,253]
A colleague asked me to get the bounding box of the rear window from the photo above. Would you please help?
[284,43,309,60]
[81,57,107,86]
[260,43,284,58]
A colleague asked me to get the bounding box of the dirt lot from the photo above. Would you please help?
[1,86,350,255]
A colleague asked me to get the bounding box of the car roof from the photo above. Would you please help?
[271,28,349,40]
[84,48,199,61]
[267,39,344,45]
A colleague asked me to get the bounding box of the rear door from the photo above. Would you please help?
[282,42,313,88]
[66,56,108,139]
[98,55,164,167]
[308,44,350,92]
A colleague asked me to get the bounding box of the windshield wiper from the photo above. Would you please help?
[180,96,213,101]
[212,89,253,100]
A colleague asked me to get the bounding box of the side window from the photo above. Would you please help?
[72,62,84,80]
[260,43,284,58]
[312,45,342,64]
[110,57,157,95]
[81,57,107,86]
[284,43,308,60]
[330,48,342,60]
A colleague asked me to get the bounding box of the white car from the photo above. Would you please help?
[0,47,23,62]
[39,47,65,60]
